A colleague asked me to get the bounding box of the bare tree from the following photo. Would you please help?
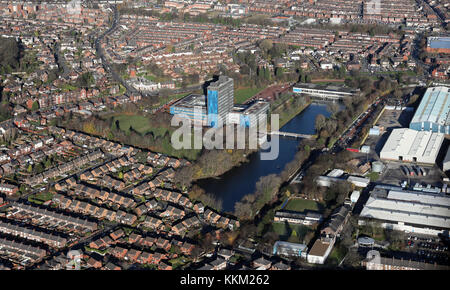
[315,114,327,133]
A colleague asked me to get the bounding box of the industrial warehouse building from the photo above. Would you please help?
[380,128,444,164]
[359,185,450,236]
[409,86,450,134]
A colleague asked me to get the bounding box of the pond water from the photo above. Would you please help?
[196,103,332,213]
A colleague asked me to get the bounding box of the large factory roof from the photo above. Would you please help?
[410,86,450,127]
[360,186,450,229]
[380,128,444,160]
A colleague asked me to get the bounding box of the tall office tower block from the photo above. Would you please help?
[207,76,234,127]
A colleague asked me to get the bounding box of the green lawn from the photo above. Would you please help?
[234,87,265,104]
[31,192,54,202]
[108,113,201,160]
[272,222,311,241]
[283,198,321,212]
[112,114,170,138]
[113,115,153,134]
[169,256,187,269]
[366,172,379,182]
[327,244,347,265]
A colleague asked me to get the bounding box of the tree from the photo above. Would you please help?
[76,72,95,88]
[0,37,21,71]
[44,158,52,168]
[31,101,39,111]
[315,114,327,133]
[263,66,271,80]
[338,65,347,78]
[275,67,284,79]
[393,88,403,99]
[234,200,252,220]
[263,231,279,245]
[287,230,299,243]
[327,103,340,116]
[259,39,273,54]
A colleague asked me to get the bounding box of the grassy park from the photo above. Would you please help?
[283,198,322,212]
[112,115,155,134]
[234,86,266,104]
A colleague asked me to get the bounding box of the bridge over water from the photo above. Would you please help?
[268,131,315,139]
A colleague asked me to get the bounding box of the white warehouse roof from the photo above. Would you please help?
[410,86,450,127]
[380,128,444,164]
[360,186,450,230]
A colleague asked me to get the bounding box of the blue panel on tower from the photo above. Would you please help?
[207,89,218,127]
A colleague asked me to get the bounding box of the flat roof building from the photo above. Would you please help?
[293,83,360,100]
[306,239,333,264]
[363,250,450,270]
[170,79,269,129]
[207,76,234,128]
[273,241,308,257]
[410,87,450,134]
[359,185,450,236]
[380,128,444,164]
[426,37,450,54]
[169,94,207,125]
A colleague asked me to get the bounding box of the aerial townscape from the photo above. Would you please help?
[0,0,449,276]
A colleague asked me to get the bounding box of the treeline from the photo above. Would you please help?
[302,21,404,37]
[174,147,255,188]
[188,185,224,212]
[313,73,406,148]
[118,7,277,28]
[0,37,22,74]
[58,104,200,160]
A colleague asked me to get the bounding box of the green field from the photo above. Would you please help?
[327,244,347,265]
[112,115,154,134]
[28,191,54,205]
[110,113,201,160]
[272,222,311,241]
[112,114,170,138]
[366,172,379,182]
[283,198,321,212]
[234,87,265,104]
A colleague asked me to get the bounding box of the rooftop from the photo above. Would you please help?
[380,128,444,160]
[428,37,450,49]
[293,82,359,94]
[410,87,450,126]
[308,239,330,257]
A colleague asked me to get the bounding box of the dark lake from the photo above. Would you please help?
[196,103,332,213]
